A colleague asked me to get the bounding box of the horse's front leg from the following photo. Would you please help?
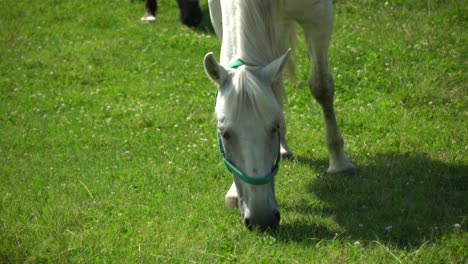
[176,0,202,27]
[300,3,355,175]
[141,0,157,22]
[271,82,294,159]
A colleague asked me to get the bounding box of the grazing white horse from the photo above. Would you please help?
[203,0,355,230]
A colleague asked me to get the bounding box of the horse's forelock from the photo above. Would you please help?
[220,67,282,127]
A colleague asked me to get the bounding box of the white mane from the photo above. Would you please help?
[224,0,294,70]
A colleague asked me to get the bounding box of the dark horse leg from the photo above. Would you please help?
[176,0,202,27]
[141,0,201,27]
[141,0,158,22]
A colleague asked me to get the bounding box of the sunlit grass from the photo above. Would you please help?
[0,0,466,263]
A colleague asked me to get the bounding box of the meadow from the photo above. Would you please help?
[0,0,466,263]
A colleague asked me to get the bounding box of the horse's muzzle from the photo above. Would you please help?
[244,210,280,231]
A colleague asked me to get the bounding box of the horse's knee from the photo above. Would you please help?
[309,72,334,106]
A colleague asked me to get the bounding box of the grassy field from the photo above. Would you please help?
[0,0,466,263]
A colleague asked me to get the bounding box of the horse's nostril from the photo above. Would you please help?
[244,218,252,230]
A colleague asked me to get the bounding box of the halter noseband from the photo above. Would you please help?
[216,59,280,185]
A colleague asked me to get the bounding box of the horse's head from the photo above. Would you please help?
[203,51,290,230]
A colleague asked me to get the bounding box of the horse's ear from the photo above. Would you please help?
[204,52,228,85]
[259,48,291,83]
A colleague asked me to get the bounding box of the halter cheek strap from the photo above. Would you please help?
[216,58,280,185]
[217,131,280,185]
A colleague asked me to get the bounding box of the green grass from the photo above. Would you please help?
[0,0,466,263]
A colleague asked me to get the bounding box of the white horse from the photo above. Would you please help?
[203,0,355,230]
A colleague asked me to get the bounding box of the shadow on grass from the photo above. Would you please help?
[274,153,467,248]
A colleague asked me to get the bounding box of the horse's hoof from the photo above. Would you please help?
[327,163,356,176]
[141,15,157,22]
[280,149,294,160]
[281,153,294,161]
[225,196,238,209]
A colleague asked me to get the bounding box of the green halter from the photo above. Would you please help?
[228,59,245,68]
[216,59,280,185]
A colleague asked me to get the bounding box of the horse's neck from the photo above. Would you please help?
[219,1,238,66]
[219,0,280,67]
